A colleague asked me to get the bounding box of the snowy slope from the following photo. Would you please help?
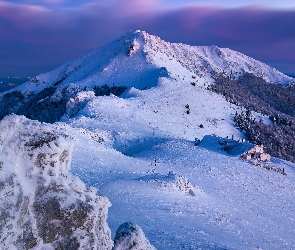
[62,76,245,147]
[2,30,292,97]
[69,118,295,250]
[61,76,295,249]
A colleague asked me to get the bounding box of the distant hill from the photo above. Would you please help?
[286,73,295,78]
[0,77,29,92]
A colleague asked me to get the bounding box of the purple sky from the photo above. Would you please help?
[0,0,294,76]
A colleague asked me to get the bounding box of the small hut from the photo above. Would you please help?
[247,145,264,154]
[241,145,270,162]
[259,153,271,162]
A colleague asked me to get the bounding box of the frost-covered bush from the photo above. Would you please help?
[0,115,113,249]
[0,90,25,119]
[210,73,295,117]
[19,86,66,123]
[113,222,156,250]
[161,171,193,192]
[234,111,295,162]
[0,84,88,123]
[94,84,127,97]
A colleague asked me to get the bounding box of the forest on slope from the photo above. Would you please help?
[210,73,295,162]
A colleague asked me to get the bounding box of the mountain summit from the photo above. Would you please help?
[5,30,293,95]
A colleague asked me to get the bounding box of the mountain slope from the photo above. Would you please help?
[63,75,295,249]
[70,118,295,250]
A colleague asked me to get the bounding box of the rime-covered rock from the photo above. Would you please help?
[64,90,95,118]
[113,222,156,250]
[0,115,113,250]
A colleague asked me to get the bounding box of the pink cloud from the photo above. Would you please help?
[0,1,294,75]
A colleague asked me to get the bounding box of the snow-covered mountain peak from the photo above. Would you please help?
[2,30,292,97]
[121,30,292,84]
[118,29,153,44]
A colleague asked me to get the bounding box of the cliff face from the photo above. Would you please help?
[0,115,113,250]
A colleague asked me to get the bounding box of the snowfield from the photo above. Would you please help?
[1,30,295,249]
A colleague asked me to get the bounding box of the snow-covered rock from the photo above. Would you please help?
[113,222,156,250]
[64,90,95,118]
[0,115,113,250]
[160,171,201,196]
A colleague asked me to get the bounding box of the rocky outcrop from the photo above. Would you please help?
[0,115,113,249]
[113,222,156,250]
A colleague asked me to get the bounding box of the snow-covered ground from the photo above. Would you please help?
[61,76,295,249]
[69,123,295,250]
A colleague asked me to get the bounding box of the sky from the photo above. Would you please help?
[0,0,294,76]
